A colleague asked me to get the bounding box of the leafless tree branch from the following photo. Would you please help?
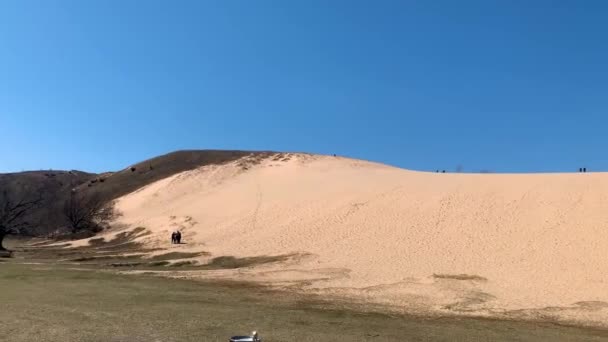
[0,190,43,251]
[63,192,118,233]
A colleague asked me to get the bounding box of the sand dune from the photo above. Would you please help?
[109,153,608,327]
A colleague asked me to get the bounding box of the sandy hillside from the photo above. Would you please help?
[105,153,608,327]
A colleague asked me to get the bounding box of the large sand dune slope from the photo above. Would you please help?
[114,153,608,327]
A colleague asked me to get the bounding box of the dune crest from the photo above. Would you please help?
[113,153,608,327]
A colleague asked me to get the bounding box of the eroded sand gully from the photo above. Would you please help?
[73,153,608,327]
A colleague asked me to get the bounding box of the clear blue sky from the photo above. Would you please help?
[1,1,607,173]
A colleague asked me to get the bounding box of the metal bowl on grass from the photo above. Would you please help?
[230,330,260,341]
[229,336,255,342]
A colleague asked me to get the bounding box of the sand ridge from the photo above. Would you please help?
[107,153,608,327]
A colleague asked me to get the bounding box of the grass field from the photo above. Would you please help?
[1,261,608,342]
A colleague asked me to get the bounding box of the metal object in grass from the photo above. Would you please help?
[230,330,261,342]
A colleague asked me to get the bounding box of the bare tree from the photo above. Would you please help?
[63,192,117,234]
[0,191,42,252]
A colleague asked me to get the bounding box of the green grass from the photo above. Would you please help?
[1,263,607,342]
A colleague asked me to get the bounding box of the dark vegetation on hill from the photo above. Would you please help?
[0,170,94,237]
[1,150,275,240]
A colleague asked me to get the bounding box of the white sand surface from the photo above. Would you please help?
[106,153,608,327]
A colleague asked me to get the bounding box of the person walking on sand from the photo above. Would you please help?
[176,230,182,244]
[171,231,176,244]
